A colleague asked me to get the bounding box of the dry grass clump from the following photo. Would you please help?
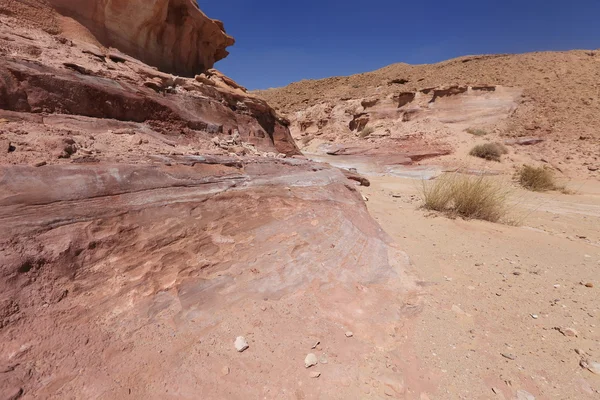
[466,128,488,136]
[518,165,560,191]
[421,173,509,222]
[469,142,508,161]
[359,126,374,138]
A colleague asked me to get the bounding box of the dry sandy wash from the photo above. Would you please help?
[1,1,599,400]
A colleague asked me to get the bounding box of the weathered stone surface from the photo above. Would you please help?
[0,157,411,398]
[48,0,234,75]
[0,4,414,399]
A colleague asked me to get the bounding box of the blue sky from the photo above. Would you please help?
[200,0,600,90]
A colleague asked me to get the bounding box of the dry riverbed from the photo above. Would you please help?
[359,175,600,399]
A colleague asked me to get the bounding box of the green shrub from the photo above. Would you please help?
[466,128,488,136]
[469,142,508,161]
[518,165,559,191]
[421,173,509,222]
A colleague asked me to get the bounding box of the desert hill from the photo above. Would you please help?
[258,51,600,175]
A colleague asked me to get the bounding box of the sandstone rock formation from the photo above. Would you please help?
[0,3,415,398]
[0,157,412,398]
[0,9,299,163]
[46,0,235,75]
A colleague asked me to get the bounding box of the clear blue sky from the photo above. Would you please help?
[200,0,600,90]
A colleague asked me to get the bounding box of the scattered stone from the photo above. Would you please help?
[501,353,516,360]
[530,314,539,319]
[63,62,93,75]
[305,353,318,368]
[311,341,320,349]
[319,354,328,364]
[345,331,354,338]
[513,271,522,276]
[34,161,47,167]
[362,195,369,202]
[452,305,472,317]
[580,358,600,375]
[555,327,579,337]
[553,284,560,288]
[222,366,230,375]
[8,143,16,152]
[583,282,594,288]
[309,371,321,378]
[516,389,535,400]
[260,305,267,311]
[234,336,249,352]
[588,166,599,172]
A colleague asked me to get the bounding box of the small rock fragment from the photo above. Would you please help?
[309,371,321,378]
[311,341,320,349]
[345,331,354,338]
[530,314,539,319]
[491,387,500,395]
[501,353,516,360]
[553,284,560,288]
[305,353,318,368]
[34,161,47,167]
[319,354,328,364]
[584,282,594,288]
[222,366,230,375]
[556,327,579,337]
[234,336,249,352]
[516,389,535,400]
[581,359,600,375]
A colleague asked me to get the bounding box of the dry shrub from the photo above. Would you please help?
[359,126,374,138]
[421,173,509,222]
[518,165,560,191]
[466,128,488,136]
[469,142,508,161]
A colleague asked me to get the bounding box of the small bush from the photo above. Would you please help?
[466,128,488,136]
[359,126,374,138]
[421,174,509,222]
[469,142,508,161]
[518,165,559,192]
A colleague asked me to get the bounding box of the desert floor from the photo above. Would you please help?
[350,163,600,399]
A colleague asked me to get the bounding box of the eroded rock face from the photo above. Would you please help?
[0,11,299,162]
[47,0,235,75]
[0,4,415,399]
[0,157,413,398]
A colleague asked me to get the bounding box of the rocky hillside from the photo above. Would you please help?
[258,51,600,175]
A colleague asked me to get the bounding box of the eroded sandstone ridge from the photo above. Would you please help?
[48,0,234,75]
[0,2,417,398]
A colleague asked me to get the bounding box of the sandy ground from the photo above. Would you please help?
[357,173,600,399]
